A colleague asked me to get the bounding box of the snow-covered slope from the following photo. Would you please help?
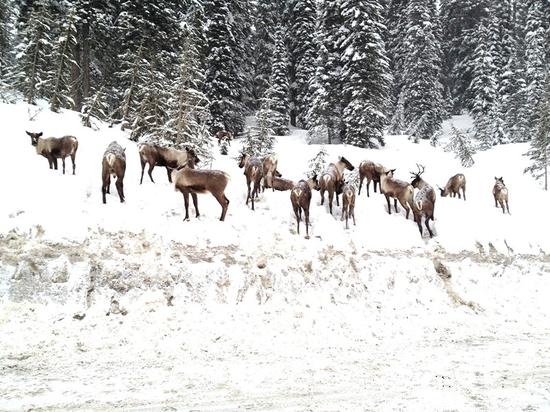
[1,103,549,410]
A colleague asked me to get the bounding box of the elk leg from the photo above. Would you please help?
[115,177,124,203]
[506,201,510,215]
[293,205,301,234]
[366,180,371,197]
[139,159,146,184]
[500,200,505,214]
[148,163,155,183]
[336,193,340,207]
[191,192,199,217]
[352,207,356,226]
[374,180,378,193]
[304,207,310,239]
[328,191,334,214]
[494,195,498,208]
[221,195,230,221]
[182,190,190,220]
[463,187,466,201]
[245,180,251,205]
[358,176,364,195]
[102,176,109,204]
[425,217,433,238]
[71,153,76,175]
[47,157,53,169]
[166,167,172,183]
[394,198,399,213]
[385,194,391,214]
[320,188,325,205]
[62,157,66,174]
[416,213,423,236]
[53,157,58,170]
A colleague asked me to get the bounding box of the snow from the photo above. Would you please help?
[1,102,549,410]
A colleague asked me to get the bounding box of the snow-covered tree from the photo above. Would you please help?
[264,26,289,135]
[80,87,108,129]
[340,0,390,148]
[307,146,329,177]
[446,124,476,167]
[0,0,14,92]
[243,100,277,157]
[524,74,550,190]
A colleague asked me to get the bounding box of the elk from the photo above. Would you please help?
[172,155,230,221]
[379,169,415,220]
[25,131,78,174]
[410,164,436,237]
[319,156,355,214]
[101,141,126,204]
[261,154,279,191]
[493,177,510,214]
[238,153,263,211]
[290,174,320,239]
[358,160,386,196]
[216,130,232,145]
[138,144,200,184]
[269,176,295,192]
[341,184,356,229]
[438,174,466,200]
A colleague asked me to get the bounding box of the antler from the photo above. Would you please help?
[410,164,426,179]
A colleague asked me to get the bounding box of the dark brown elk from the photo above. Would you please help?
[25,131,78,174]
[262,154,279,191]
[319,156,355,214]
[238,153,263,211]
[172,155,230,221]
[410,164,436,237]
[269,176,295,191]
[101,141,126,204]
[380,169,415,220]
[290,174,320,239]
[341,184,356,229]
[216,130,232,145]
[358,160,385,196]
[492,177,510,214]
[438,174,466,200]
[138,144,200,184]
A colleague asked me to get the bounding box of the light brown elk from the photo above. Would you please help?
[341,184,356,229]
[492,177,510,214]
[172,155,230,221]
[319,156,355,214]
[269,176,295,191]
[25,131,78,174]
[438,174,466,200]
[238,153,263,211]
[138,144,200,184]
[380,169,415,220]
[410,164,436,237]
[102,141,126,204]
[216,130,232,145]
[261,154,279,191]
[290,174,320,239]
[358,160,386,196]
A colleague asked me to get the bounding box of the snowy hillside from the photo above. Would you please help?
[1,103,550,411]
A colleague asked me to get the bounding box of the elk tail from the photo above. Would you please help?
[292,188,302,198]
[106,153,116,168]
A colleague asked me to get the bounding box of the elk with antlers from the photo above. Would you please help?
[358,160,386,196]
[290,174,320,239]
[379,169,415,220]
[410,164,436,237]
[319,156,355,214]
[25,131,78,174]
[238,153,263,211]
[438,174,466,200]
[493,177,510,214]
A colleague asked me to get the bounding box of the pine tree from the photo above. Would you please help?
[446,124,476,167]
[0,0,13,93]
[287,0,317,127]
[524,74,550,190]
[264,26,289,135]
[80,87,108,129]
[243,101,277,157]
[399,0,444,140]
[386,0,409,112]
[14,0,54,104]
[307,146,329,177]
[340,0,390,148]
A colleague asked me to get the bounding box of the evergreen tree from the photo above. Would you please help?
[264,26,289,135]
[386,0,409,111]
[243,101,276,157]
[524,74,550,190]
[0,0,13,92]
[399,0,444,140]
[80,87,108,129]
[307,146,329,177]
[287,0,317,127]
[340,0,390,148]
[446,124,476,167]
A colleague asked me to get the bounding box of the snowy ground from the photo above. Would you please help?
[1,102,549,410]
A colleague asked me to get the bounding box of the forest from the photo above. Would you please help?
[0,0,549,182]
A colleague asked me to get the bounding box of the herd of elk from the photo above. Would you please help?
[319,156,355,214]
[101,141,126,204]
[24,130,516,237]
[138,143,200,184]
[26,131,78,175]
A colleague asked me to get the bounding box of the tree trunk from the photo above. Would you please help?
[71,35,82,111]
[80,20,90,101]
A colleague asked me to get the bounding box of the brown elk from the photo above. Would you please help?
[238,153,263,211]
[290,174,320,239]
[262,154,279,191]
[410,164,436,237]
[138,144,200,184]
[25,131,78,174]
[438,174,466,200]
[101,141,126,204]
[172,155,230,221]
[319,156,355,214]
[341,184,356,229]
[358,160,386,196]
[492,177,510,214]
[269,176,295,191]
[380,169,415,220]
[216,130,232,145]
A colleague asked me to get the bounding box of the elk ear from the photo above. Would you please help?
[25,131,32,136]
[38,132,43,137]
[391,169,396,173]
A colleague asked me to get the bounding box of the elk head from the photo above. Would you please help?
[26,131,43,147]
[185,147,200,165]
[340,156,355,171]
[409,164,425,188]
[495,176,504,185]
[238,152,249,168]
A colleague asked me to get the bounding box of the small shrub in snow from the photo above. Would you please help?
[307,146,328,177]
[445,124,476,167]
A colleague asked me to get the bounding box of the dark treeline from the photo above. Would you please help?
[0,0,549,167]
